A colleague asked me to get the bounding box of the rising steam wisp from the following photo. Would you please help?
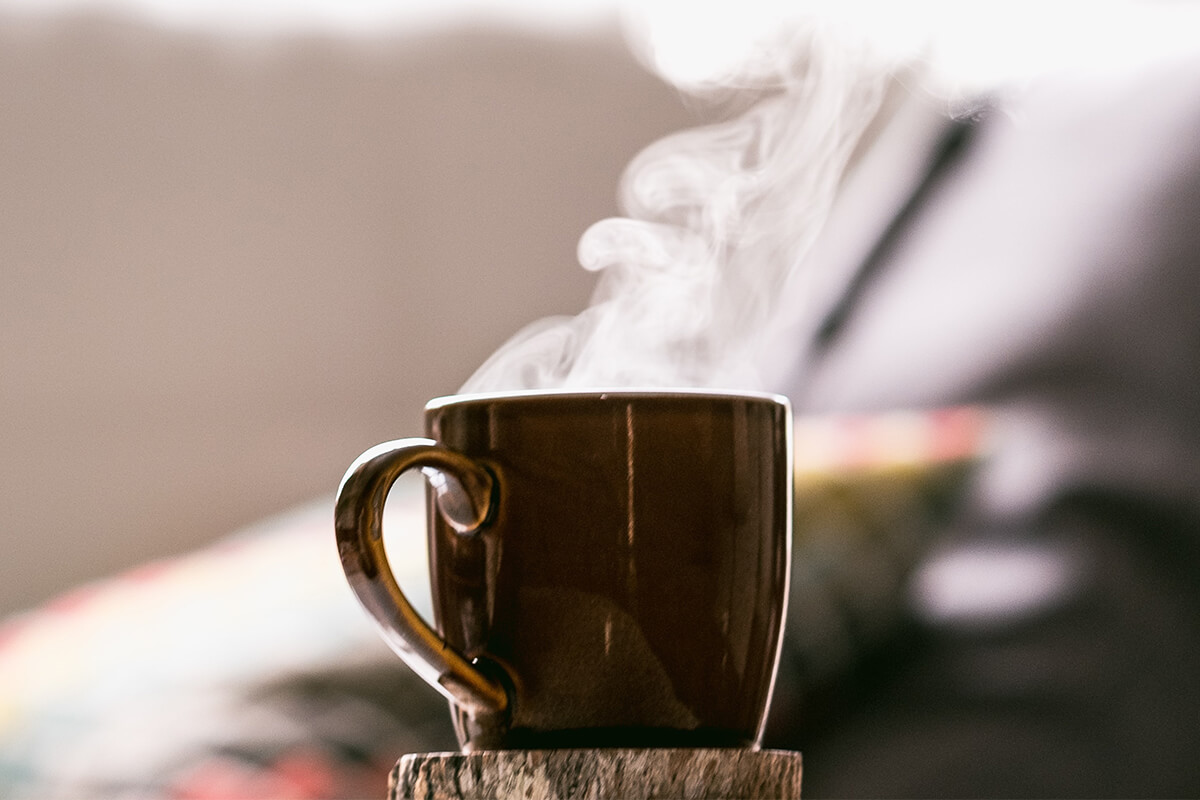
[460,9,899,393]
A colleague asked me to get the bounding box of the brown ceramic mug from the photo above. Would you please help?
[335,389,792,751]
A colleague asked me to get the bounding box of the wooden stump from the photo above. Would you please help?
[391,748,802,800]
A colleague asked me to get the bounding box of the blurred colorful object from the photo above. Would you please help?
[785,407,988,683]
[0,487,457,799]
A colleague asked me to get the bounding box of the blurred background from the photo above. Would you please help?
[0,0,702,617]
[5,2,1200,798]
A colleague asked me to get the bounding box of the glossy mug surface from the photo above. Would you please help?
[335,389,792,751]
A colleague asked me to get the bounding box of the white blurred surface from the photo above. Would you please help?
[0,0,616,35]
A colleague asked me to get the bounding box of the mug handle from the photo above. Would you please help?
[335,438,509,717]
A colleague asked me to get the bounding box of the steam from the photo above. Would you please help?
[457,0,1200,395]
[458,6,908,394]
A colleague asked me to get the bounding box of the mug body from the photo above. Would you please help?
[424,389,791,750]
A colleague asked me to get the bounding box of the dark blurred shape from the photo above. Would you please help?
[765,44,1200,799]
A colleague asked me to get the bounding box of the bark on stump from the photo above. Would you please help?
[391,748,803,799]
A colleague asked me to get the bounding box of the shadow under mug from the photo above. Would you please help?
[335,389,792,751]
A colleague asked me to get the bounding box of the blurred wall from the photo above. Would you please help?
[0,11,699,616]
